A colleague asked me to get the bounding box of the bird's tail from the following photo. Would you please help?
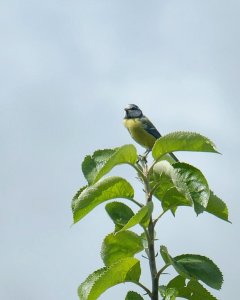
[169,152,179,162]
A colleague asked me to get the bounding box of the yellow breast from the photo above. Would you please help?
[123,118,156,149]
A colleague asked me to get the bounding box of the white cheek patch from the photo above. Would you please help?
[131,110,142,118]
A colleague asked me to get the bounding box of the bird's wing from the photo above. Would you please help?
[141,116,161,139]
[141,116,179,162]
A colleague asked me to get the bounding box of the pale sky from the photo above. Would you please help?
[1,1,240,299]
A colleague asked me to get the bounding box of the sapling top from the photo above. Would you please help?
[72,128,229,300]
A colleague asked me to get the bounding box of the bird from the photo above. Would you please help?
[123,104,178,161]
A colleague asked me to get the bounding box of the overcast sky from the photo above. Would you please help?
[1,1,240,299]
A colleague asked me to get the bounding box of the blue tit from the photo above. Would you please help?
[123,104,178,161]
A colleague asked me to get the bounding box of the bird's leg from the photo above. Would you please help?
[138,149,150,163]
[143,149,151,157]
[138,154,146,165]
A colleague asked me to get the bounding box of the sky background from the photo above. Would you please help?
[1,1,240,299]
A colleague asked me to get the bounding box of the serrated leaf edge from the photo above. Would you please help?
[152,131,220,161]
[119,202,153,232]
[100,230,143,266]
[79,258,140,299]
[82,145,137,185]
[173,254,224,290]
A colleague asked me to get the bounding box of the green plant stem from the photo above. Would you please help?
[148,217,159,300]
[129,163,145,181]
[129,281,152,298]
[148,160,157,175]
[141,158,159,300]
[153,210,168,227]
[149,182,161,198]
[156,264,170,279]
[128,198,144,208]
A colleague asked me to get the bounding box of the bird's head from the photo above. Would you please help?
[124,104,143,119]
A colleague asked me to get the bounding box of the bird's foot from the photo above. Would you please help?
[137,154,147,164]
[138,149,150,163]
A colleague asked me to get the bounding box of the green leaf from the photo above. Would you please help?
[105,202,134,230]
[166,276,186,296]
[205,191,230,222]
[101,231,144,266]
[159,153,178,164]
[173,254,223,290]
[152,131,219,161]
[161,187,192,212]
[119,202,153,231]
[153,160,174,180]
[151,160,177,197]
[82,145,137,185]
[172,163,210,214]
[167,275,218,300]
[160,247,223,290]
[158,285,167,297]
[125,291,144,300]
[73,176,134,224]
[78,258,141,300]
[78,269,104,300]
[151,161,175,212]
[187,280,218,300]
[140,232,148,249]
[160,245,172,265]
[72,185,87,212]
[161,288,178,300]
[153,162,210,215]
